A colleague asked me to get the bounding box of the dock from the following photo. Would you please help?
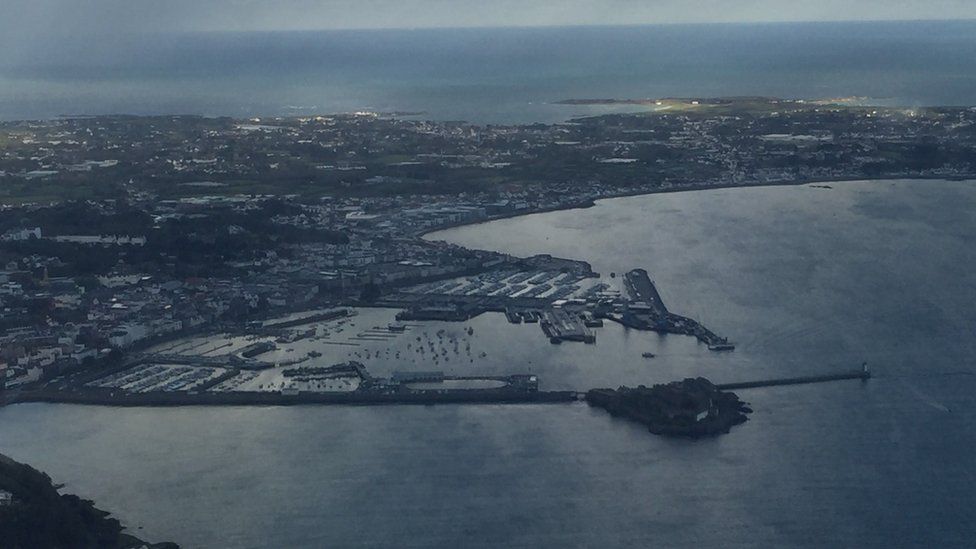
[621,268,735,351]
[540,308,596,344]
[624,268,669,317]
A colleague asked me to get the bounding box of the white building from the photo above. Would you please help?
[1,227,41,241]
[108,323,150,348]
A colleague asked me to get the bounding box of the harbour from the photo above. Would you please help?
[2,180,975,548]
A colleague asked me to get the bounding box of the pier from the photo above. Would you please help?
[621,269,735,351]
[624,268,669,317]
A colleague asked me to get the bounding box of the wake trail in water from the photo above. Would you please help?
[897,378,952,413]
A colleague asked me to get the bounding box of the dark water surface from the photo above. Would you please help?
[4,21,976,123]
[2,180,975,547]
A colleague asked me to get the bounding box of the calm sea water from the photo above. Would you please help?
[3,21,976,123]
[2,180,975,548]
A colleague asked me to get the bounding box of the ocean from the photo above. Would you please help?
[1,179,974,547]
[3,20,976,123]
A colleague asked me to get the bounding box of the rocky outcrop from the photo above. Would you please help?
[586,377,751,438]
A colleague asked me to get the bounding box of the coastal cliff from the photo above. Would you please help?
[586,378,751,438]
[0,453,178,549]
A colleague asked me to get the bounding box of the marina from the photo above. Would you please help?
[55,257,742,400]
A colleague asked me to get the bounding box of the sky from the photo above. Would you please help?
[4,0,976,36]
[2,0,975,63]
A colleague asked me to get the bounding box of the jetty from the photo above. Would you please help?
[716,364,871,390]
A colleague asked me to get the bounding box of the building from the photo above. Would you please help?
[1,227,41,241]
[0,489,13,506]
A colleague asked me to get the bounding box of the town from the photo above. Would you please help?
[1,97,975,396]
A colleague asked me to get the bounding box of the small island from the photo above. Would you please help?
[0,453,178,549]
[586,378,751,438]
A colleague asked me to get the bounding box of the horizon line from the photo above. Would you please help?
[126,17,976,35]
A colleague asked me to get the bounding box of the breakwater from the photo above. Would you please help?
[716,366,871,390]
[8,388,579,408]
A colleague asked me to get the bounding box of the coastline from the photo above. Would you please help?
[0,452,179,548]
[421,175,976,242]
[2,175,970,411]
